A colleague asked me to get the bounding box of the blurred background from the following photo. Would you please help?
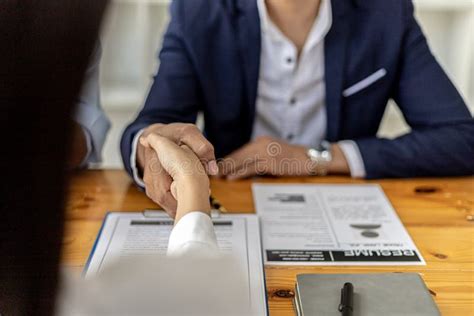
[97,0,474,168]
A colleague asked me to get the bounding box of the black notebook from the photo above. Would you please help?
[294,273,440,316]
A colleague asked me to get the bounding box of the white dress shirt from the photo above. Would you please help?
[130,0,366,182]
[254,0,365,178]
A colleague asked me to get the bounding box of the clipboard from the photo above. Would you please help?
[85,209,221,272]
[83,210,269,315]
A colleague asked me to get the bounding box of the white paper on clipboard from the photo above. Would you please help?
[85,212,268,315]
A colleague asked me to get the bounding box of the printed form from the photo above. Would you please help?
[85,212,267,315]
[252,184,425,266]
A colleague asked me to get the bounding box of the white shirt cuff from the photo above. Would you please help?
[338,140,366,178]
[167,212,219,257]
[130,129,146,188]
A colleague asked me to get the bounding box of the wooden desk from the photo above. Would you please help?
[63,170,474,315]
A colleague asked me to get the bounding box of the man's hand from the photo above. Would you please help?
[137,123,218,218]
[140,134,211,223]
[218,136,350,180]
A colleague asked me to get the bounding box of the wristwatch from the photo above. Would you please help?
[306,140,332,175]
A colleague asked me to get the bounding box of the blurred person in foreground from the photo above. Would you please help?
[0,1,108,314]
[0,1,248,314]
[120,0,474,218]
[57,134,252,316]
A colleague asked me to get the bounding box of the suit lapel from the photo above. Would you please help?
[235,0,261,135]
[325,0,353,141]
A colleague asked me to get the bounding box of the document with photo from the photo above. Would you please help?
[252,184,425,266]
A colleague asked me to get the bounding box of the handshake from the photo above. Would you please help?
[137,123,349,219]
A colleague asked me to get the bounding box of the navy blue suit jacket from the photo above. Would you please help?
[121,0,474,178]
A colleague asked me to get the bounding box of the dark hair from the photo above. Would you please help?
[0,1,107,315]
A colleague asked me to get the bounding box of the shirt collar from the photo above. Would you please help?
[257,0,333,49]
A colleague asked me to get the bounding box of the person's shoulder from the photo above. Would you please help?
[353,0,411,14]
[171,0,234,24]
[350,0,416,23]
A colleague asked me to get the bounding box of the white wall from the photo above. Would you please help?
[378,1,474,138]
[99,1,169,168]
[98,0,474,168]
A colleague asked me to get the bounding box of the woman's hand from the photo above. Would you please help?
[140,134,211,223]
[136,123,217,215]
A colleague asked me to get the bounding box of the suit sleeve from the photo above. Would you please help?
[355,0,474,178]
[120,0,202,175]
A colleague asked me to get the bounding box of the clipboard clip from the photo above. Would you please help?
[143,209,165,218]
[211,209,221,219]
[143,209,222,219]
[143,194,226,219]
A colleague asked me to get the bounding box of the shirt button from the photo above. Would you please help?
[287,134,294,141]
[286,57,294,64]
[290,97,297,106]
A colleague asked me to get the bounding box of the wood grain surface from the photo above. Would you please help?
[62,170,474,315]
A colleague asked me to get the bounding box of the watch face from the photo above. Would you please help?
[307,148,319,159]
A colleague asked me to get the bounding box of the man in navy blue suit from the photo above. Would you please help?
[121,0,474,215]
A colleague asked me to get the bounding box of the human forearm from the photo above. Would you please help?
[174,178,211,223]
[328,143,350,175]
[355,122,474,178]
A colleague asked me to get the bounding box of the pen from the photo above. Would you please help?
[210,195,227,213]
[338,282,354,316]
